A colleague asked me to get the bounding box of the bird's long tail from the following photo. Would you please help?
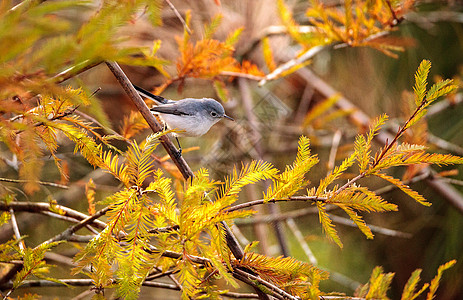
[133,84,169,105]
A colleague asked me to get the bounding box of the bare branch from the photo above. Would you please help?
[220,71,264,81]
[164,0,191,35]
[329,214,412,238]
[0,202,106,230]
[0,178,68,189]
[9,209,25,252]
[286,218,318,264]
[236,206,322,225]
[326,130,342,175]
[105,61,194,180]
[233,269,299,300]
[74,110,128,142]
[44,207,110,244]
[258,45,326,86]
[226,196,327,213]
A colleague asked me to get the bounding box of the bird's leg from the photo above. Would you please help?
[174,136,182,158]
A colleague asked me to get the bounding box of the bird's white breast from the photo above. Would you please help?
[159,114,220,137]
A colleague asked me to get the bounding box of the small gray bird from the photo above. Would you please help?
[134,85,234,155]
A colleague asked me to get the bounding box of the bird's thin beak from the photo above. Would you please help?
[223,114,234,121]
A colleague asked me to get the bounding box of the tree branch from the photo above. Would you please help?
[44,207,110,244]
[233,268,299,300]
[0,202,106,230]
[105,61,194,180]
[0,178,68,189]
[226,196,327,213]
[164,0,191,35]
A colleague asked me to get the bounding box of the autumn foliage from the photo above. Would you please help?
[0,1,462,300]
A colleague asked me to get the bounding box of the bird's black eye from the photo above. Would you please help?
[210,111,218,117]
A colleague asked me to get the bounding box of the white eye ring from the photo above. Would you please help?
[210,111,218,117]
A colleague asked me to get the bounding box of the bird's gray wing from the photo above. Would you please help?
[150,104,192,116]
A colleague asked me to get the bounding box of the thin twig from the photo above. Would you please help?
[373,170,432,195]
[440,177,463,187]
[52,60,102,84]
[44,252,78,269]
[67,235,95,243]
[13,107,78,135]
[142,280,181,290]
[0,177,69,189]
[258,45,326,86]
[0,202,106,230]
[326,130,342,176]
[0,279,94,289]
[0,260,23,266]
[286,218,317,264]
[329,214,412,238]
[9,209,25,252]
[152,266,183,291]
[44,206,110,244]
[164,0,191,35]
[39,211,84,223]
[384,0,400,25]
[230,224,251,248]
[70,289,94,300]
[425,93,463,118]
[428,133,463,156]
[372,100,428,169]
[226,196,327,213]
[333,31,390,49]
[9,0,47,12]
[426,174,463,213]
[74,110,127,142]
[236,206,324,225]
[145,269,177,281]
[295,85,315,123]
[222,292,259,298]
[233,269,299,300]
[220,71,264,81]
[145,246,210,265]
[39,211,99,234]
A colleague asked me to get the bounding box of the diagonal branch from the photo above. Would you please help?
[105,61,194,180]
[44,207,110,244]
[164,0,191,35]
[0,202,106,230]
[233,268,299,300]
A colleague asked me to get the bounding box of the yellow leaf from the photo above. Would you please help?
[375,172,431,206]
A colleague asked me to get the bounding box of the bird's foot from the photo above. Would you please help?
[173,148,182,159]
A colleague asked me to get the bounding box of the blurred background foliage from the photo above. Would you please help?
[1,0,463,299]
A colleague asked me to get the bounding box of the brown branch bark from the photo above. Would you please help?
[44,207,110,244]
[0,278,260,298]
[233,268,299,300]
[105,61,194,180]
[0,202,106,230]
[226,196,327,213]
